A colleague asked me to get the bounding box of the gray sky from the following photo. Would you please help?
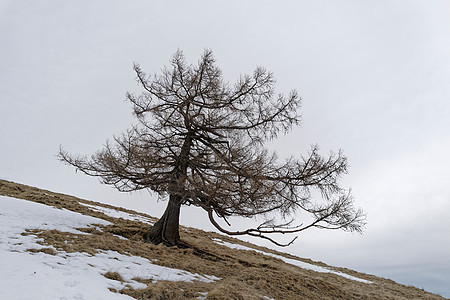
[1,0,449,297]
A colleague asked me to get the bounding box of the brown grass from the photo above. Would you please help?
[26,247,57,255]
[104,271,125,282]
[1,179,447,300]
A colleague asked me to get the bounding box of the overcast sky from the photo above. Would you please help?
[1,0,449,297]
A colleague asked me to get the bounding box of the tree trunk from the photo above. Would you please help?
[145,194,182,246]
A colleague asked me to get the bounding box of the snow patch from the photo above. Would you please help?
[212,238,372,284]
[196,291,209,299]
[0,196,219,300]
[79,202,155,224]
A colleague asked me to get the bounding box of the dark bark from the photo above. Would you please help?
[145,194,182,246]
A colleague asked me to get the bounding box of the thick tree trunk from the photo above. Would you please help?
[145,194,182,246]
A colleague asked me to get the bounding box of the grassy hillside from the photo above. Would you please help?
[0,179,447,300]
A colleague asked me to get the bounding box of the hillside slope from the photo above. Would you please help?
[0,179,447,300]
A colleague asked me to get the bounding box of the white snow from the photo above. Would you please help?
[212,238,372,284]
[0,196,219,300]
[196,291,209,299]
[79,202,155,224]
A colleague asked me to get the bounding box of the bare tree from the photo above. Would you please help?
[59,49,365,247]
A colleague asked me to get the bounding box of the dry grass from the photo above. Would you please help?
[1,179,447,300]
[104,271,125,282]
[26,247,57,255]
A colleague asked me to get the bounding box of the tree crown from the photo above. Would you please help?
[59,50,365,246]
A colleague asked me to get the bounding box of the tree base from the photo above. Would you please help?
[145,194,182,246]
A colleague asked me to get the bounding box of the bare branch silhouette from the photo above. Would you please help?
[59,49,365,246]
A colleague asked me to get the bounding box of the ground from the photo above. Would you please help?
[0,179,447,300]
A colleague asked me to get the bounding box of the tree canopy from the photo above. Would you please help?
[59,49,365,246]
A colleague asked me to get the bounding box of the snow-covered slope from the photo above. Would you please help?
[0,195,218,300]
[0,180,447,300]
